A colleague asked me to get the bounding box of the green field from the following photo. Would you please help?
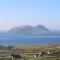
[0,44,60,60]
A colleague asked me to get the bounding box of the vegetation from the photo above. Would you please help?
[0,44,60,60]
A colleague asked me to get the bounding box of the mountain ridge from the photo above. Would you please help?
[9,25,60,35]
[9,25,50,34]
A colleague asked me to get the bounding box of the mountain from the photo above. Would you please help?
[9,25,50,34]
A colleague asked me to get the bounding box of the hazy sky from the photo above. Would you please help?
[0,0,60,31]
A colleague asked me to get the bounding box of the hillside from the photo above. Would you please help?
[9,25,50,34]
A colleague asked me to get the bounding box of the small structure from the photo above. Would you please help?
[33,51,45,58]
[47,51,54,55]
[8,54,14,60]
[33,53,38,58]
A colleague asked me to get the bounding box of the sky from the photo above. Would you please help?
[0,0,60,31]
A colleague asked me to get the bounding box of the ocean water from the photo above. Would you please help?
[0,32,60,45]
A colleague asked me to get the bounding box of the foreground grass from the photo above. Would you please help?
[0,44,60,60]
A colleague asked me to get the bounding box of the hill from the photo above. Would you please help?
[9,25,50,34]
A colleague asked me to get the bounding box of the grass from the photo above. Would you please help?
[0,44,60,60]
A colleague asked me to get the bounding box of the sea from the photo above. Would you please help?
[0,32,60,45]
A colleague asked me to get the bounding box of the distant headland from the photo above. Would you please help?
[9,25,60,35]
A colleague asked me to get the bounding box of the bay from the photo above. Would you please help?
[0,32,60,45]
